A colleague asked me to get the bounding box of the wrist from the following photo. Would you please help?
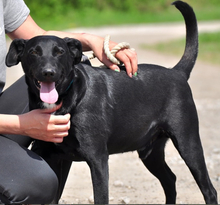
[80,33,104,52]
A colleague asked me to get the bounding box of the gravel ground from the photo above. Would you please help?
[5,21,220,204]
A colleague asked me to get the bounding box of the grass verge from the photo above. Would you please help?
[141,32,220,65]
[31,1,220,30]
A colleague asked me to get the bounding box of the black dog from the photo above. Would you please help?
[6,1,218,204]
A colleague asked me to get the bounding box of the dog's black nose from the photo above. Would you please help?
[42,69,56,78]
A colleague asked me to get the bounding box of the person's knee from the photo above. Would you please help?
[27,168,58,203]
[0,137,58,204]
[0,166,58,204]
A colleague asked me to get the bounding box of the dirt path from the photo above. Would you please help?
[5,21,220,204]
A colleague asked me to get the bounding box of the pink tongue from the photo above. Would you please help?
[40,82,58,104]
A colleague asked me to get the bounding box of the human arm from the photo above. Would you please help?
[0,104,70,143]
[7,15,138,77]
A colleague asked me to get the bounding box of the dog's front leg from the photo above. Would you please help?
[87,154,109,204]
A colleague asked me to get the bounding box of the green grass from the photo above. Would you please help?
[33,8,180,30]
[28,0,220,30]
[141,32,220,65]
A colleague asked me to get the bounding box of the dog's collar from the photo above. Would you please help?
[65,79,74,92]
[64,70,74,93]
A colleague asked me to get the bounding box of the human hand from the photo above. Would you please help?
[108,40,138,77]
[86,35,138,77]
[18,103,70,143]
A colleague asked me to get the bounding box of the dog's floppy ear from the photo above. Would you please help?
[6,39,27,67]
[64,37,82,65]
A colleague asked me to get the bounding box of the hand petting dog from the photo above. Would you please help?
[18,103,70,143]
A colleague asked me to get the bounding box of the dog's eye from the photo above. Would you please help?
[56,50,64,55]
[53,47,64,56]
[30,50,38,56]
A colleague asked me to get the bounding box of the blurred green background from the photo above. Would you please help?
[24,0,220,30]
[24,0,220,65]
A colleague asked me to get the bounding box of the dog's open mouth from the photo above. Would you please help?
[34,79,58,104]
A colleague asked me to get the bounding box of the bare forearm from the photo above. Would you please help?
[7,15,99,52]
[0,114,21,135]
[43,31,100,52]
[0,106,70,142]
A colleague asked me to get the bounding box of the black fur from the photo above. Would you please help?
[6,1,217,204]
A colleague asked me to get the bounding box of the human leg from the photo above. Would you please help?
[0,136,58,204]
[0,76,58,203]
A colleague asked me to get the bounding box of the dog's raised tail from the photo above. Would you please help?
[172,1,198,80]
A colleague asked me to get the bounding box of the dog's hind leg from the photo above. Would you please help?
[168,107,218,204]
[138,134,177,204]
[171,131,217,204]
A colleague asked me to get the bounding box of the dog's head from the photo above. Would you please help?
[6,36,82,107]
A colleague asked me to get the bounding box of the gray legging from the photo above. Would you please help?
[0,76,59,204]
